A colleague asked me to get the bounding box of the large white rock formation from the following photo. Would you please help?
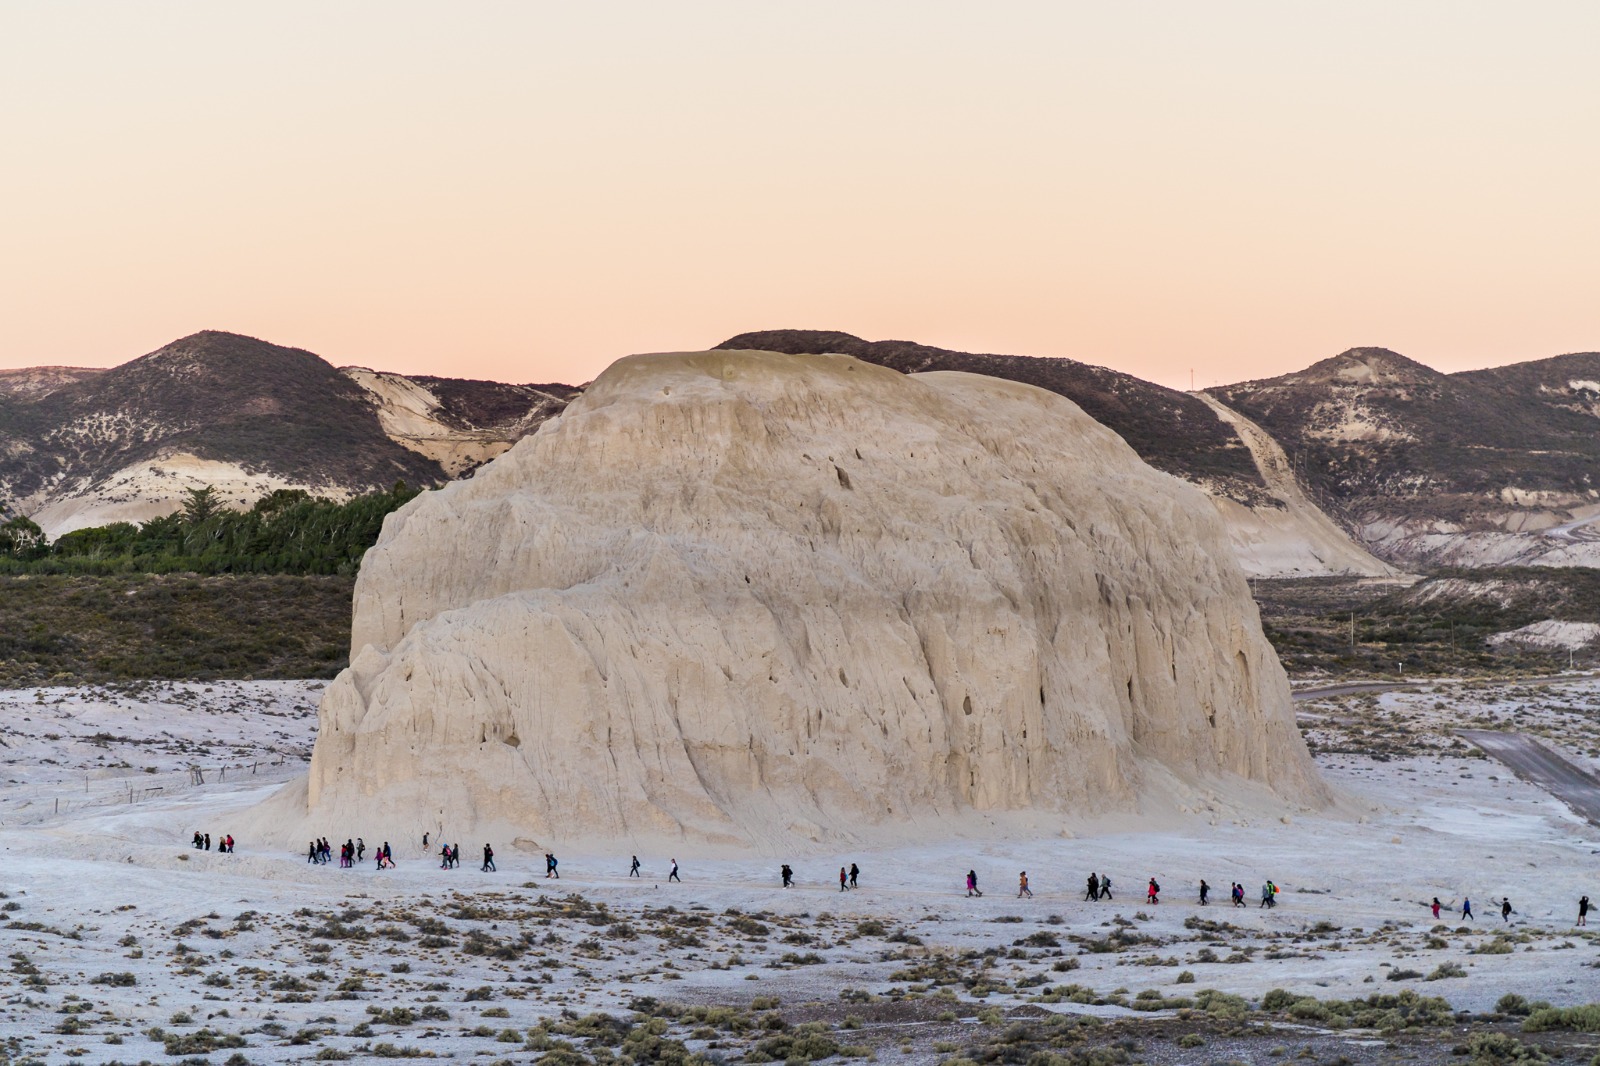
[275,350,1327,851]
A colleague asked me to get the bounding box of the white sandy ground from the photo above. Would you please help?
[0,680,1597,1064]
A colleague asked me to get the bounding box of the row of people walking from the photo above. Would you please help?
[285,841,1591,926]
[307,837,394,868]
[191,831,234,852]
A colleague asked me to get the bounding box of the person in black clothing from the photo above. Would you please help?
[630,855,642,878]
[482,844,496,872]
[1501,897,1513,923]
[1579,895,1590,927]
[849,863,859,889]
[193,831,204,849]
[204,833,211,851]
[781,864,793,887]
[1198,879,1210,905]
[1085,873,1099,901]
[669,859,681,882]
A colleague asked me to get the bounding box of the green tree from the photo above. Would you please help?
[181,485,221,525]
[0,514,46,560]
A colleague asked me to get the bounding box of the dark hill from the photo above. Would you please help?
[409,375,583,431]
[715,329,1267,502]
[0,331,447,512]
[1215,347,1600,516]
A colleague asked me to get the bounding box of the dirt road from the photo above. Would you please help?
[1293,681,1411,701]
[1458,729,1600,828]
[1293,672,1598,703]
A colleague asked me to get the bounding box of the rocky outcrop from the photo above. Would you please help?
[277,350,1330,850]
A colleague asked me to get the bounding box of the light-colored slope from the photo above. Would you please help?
[21,452,339,538]
[260,350,1328,852]
[341,367,516,476]
[1194,393,1402,578]
[0,365,104,399]
[1361,510,1600,569]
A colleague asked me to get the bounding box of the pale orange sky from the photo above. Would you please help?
[2,2,1596,391]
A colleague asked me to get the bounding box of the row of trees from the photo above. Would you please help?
[0,482,420,575]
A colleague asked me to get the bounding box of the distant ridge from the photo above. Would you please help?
[0,331,579,537]
[1216,346,1600,567]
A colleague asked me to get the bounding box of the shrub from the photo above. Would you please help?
[91,972,137,986]
[1524,1005,1600,1033]
[1463,1031,1549,1063]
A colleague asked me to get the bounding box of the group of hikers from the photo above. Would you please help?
[1074,871,1280,908]
[307,837,396,868]
[281,837,1597,927]
[1423,894,1591,925]
[190,831,234,852]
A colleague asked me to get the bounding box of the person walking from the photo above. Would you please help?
[356,838,365,862]
[1259,882,1274,908]
[1085,873,1099,901]
[1579,895,1590,927]
[1231,882,1245,907]
[840,867,848,892]
[451,843,460,869]
[307,840,318,864]
[1430,897,1442,919]
[668,859,681,882]
[630,855,642,878]
[781,863,793,887]
[482,844,496,872]
[1462,896,1474,920]
[849,863,859,889]
[440,843,452,869]
[1198,879,1210,906]
[1501,897,1514,923]
[1099,873,1112,901]
[966,870,983,898]
[1018,871,1033,898]
[1147,878,1160,905]
[204,833,211,851]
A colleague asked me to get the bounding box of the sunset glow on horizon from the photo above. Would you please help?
[3,1,1597,391]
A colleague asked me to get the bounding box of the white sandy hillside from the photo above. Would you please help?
[342,367,514,476]
[21,453,341,538]
[263,350,1329,852]
[1487,620,1600,652]
[1194,394,1401,579]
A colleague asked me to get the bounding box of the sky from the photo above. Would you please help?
[2,1,1597,390]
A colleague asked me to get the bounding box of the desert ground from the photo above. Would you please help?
[1,679,1597,1065]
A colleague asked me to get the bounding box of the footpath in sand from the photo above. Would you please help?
[0,680,1597,1065]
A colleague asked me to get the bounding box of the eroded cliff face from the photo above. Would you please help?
[290,350,1327,850]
